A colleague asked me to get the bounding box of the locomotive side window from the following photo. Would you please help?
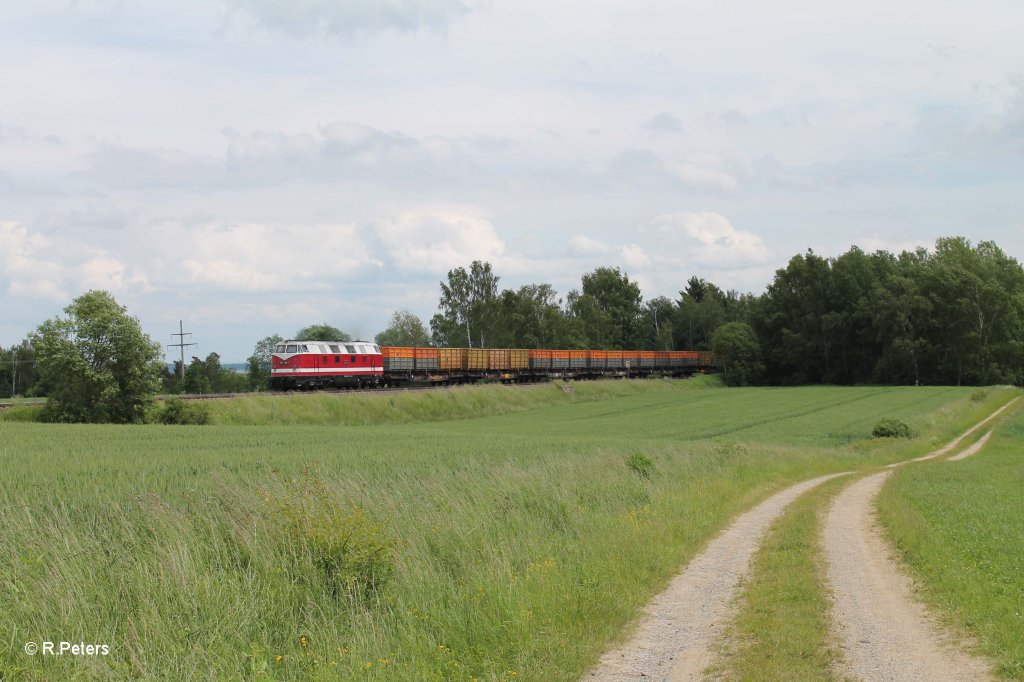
[286,344,297,353]
[329,344,340,353]
[345,345,356,354]
[301,345,309,352]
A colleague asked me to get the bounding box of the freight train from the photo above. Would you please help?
[270,340,716,390]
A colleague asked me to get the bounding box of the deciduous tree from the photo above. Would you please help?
[33,290,163,423]
[375,310,432,347]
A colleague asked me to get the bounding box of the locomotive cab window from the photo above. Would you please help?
[285,344,297,353]
[275,344,285,353]
[301,345,309,352]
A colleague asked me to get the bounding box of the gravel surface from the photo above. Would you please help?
[823,471,993,681]
[822,403,1018,682]
[585,473,848,682]
[945,430,992,462]
[586,399,1017,682]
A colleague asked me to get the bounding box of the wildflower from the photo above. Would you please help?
[275,655,283,664]
[299,635,309,649]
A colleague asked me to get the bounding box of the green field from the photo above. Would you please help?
[0,381,1012,680]
[878,408,1024,679]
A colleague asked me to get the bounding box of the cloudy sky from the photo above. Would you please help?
[1,1,1022,360]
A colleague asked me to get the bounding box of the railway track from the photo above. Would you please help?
[1,374,700,410]
[167,384,446,402]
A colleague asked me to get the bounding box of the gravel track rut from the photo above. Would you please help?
[586,473,848,682]
[585,398,1018,682]
[823,401,1019,681]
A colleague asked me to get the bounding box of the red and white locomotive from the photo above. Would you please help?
[270,340,383,390]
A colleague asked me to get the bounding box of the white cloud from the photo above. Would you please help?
[619,243,652,269]
[567,234,614,257]
[375,205,506,273]
[653,212,770,267]
[228,0,473,37]
[858,236,928,255]
[178,221,382,292]
[0,221,66,301]
[79,255,130,293]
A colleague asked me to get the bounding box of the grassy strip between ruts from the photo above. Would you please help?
[705,474,853,681]
[0,386,1016,681]
[877,405,1024,680]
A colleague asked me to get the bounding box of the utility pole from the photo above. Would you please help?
[168,321,197,389]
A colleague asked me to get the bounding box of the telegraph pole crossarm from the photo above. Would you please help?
[168,320,197,389]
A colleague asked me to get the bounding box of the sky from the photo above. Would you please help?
[1,1,1022,361]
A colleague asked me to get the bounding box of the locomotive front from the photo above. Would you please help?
[270,340,383,390]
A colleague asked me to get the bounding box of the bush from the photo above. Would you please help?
[969,389,990,403]
[263,471,394,598]
[625,451,655,478]
[154,398,210,425]
[872,418,914,439]
[0,405,45,422]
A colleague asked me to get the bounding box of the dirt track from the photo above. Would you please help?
[946,430,992,462]
[585,399,1017,682]
[585,473,848,682]
[821,402,1019,681]
[823,471,992,681]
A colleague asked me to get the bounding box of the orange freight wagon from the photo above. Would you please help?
[381,346,414,372]
[569,349,588,369]
[414,347,439,371]
[509,349,529,370]
[488,349,511,371]
[588,350,608,370]
[467,348,488,371]
[529,349,552,370]
[668,351,699,368]
[551,350,570,370]
[439,348,468,371]
[606,350,624,369]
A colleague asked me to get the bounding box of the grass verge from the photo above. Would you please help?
[706,474,852,681]
[877,406,1024,679]
[205,376,721,426]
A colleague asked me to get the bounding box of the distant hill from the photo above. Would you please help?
[166,363,247,373]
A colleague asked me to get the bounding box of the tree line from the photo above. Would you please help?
[5,236,1022,420]
[245,236,1023,388]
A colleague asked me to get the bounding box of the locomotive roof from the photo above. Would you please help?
[282,339,377,345]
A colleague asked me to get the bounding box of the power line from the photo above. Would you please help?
[168,320,197,386]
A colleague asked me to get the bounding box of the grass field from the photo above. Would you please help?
[878,407,1024,679]
[0,381,1013,680]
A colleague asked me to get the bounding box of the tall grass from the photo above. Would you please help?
[205,376,718,426]
[0,384,1013,680]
